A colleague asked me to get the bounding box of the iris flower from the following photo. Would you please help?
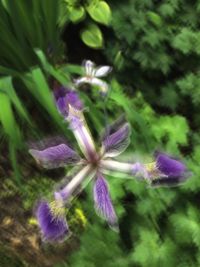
[75,60,112,94]
[29,88,189,242]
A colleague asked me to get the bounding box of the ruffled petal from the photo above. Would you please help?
[66,90,83,110]
[54,86,68,100]
[29,143,81,169]
[56,96,69,116]
[93,173,118,231]
[95,66,112,77]
[36,200,68,242]
[54,87,83,117]
[101,115,126,141]
[102,123,131,157]
[144,152,191,187]
[156,152,186,177]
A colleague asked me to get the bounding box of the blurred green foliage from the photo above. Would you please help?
[0,247,26,267]
[0,0,111,184]
[0,0,199,267]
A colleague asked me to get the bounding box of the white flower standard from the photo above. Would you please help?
[75,60,112,94]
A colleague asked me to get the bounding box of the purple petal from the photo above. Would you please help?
[102,123,131,157]
[29,143,80,169]
[66,91,83,110]
[68,114,83,130]
[149,152,191,187]
[93,173,118,230]
[132,162,149,179]
[56,96,69,116]
[54,86,68,100]
[36,200,68,242]
[156,152,186,177]
[54,87,83,117]
[101,115,126,140]
[54,87,69,117]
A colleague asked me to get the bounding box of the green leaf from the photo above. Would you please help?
[23,67,72,138]
[69,6,85,23]
[151,115,189,153]
[35,49,70,85]
[25,67,60,120]
[0,76,30,123]
[172,28,195,54]
[147,11,163,27]
[87,1,111,25]
[81,24,103,48]
[0,91,21,145]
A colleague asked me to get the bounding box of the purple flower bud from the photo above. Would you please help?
[36,200,68,242]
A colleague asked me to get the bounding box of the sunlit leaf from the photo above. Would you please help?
[87,1,111,25]
[69,6,85,23]
[81,24,103,48]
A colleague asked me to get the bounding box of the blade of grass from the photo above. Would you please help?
[0,92,21,145]
[23,67,73,139]
[0,77,31,123]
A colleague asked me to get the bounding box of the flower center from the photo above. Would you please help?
[86,152,101,169]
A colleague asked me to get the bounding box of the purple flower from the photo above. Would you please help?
[30,90,190,241]
[36,200,68,242]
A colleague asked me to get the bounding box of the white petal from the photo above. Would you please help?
[84,60,95,76]
[95,66,112,77]
[72,123,96,161]
[75,77,88,85]
[58,165,95,198]
[100,160,133,173]
[91,78,109,93]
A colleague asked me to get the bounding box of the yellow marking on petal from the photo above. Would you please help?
[145,162,156,172]
[75,208,87,227]
[145,162,163,180]
[49,200,65,218]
